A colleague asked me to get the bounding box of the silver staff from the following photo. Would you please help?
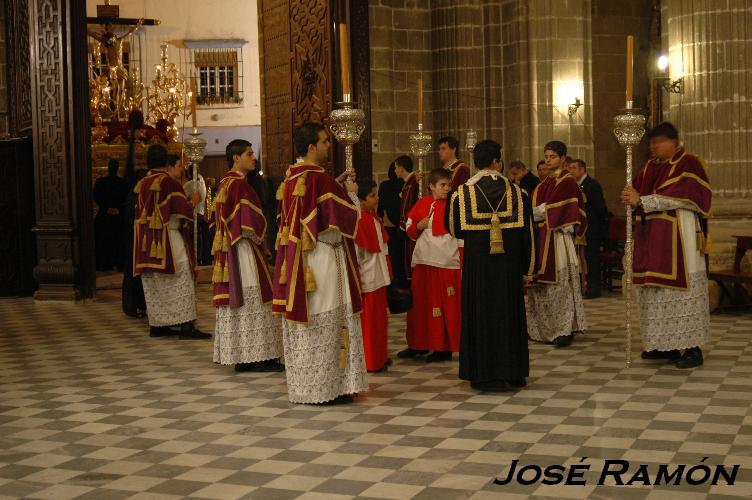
[183,130,206,274]
[613,105,645,368]
[329,93,366,175]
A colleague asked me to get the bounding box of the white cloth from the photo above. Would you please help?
[407,207,460,269]
[142,216,196,327]
[306,230,353,315]
[356,218,392,293]
[282,304,368,404]
[236,239,259,288]
[526,262,587,342]
[636,194,710,350]
[214,286,283,365]
[183,175,207,215]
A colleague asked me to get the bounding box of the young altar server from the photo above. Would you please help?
[353,179,393,373]
[211,139,284,372]
[400,168,462,363]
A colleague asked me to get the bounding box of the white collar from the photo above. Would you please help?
[466,169,503,186]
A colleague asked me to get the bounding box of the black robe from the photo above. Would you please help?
[446,174,534,383]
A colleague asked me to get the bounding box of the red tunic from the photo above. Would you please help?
[405,195,461,352]
[531,169,587,284]
[272,163,362,323]
[399,173,420,279]
[632,148,711,289]
[133,170,194,276]
[446,159,470,190]
[211,171,273,308]
[355,209,391,371]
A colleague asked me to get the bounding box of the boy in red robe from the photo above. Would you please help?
[353,179,393,373]
[399,168,462,363]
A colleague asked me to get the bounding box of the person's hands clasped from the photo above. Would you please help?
[620,186,640,208]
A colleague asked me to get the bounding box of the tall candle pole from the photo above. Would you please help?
[410,76,430,193]
[613,34,644,368]
[329,23,365,175]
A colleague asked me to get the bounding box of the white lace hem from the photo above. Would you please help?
[526,263,587,342]
[637,271,710,351]
[213,286,283,365]
[282,305,369,404]
[141,265,196,327]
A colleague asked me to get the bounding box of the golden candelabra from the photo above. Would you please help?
[146,44,191,141]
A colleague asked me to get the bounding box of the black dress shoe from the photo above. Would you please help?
[553,334,573,347]
[235,360,285,372]
[507,378,527,388]
[471,380,509,392]
[385,357,393,367]
[149,326,175,337]
[641,349,680,361]
[675,347,703,369]
[426,351,452,363]
[397,348,428,359]
[368,365,389,374]
[179,325,212,340]
[317,394,354,405]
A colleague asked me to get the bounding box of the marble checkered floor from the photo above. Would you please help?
[1,287,752,500]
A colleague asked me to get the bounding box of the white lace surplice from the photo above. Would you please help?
[526,209,587,342]
[636,195,710,351]
[141,216,197,327]
[214,239,283,365]
[282,230,368,404]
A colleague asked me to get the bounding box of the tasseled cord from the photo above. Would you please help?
[489,212,505,254]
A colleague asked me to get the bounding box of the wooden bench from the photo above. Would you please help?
[708,235,752,309]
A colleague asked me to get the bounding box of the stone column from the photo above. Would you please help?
[662,0,752,268]
[500,0,594,169]
[29,0,94,299]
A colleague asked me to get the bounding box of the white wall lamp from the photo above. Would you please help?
[656,55,684,94]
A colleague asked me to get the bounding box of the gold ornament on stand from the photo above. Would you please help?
[146,44,189,141]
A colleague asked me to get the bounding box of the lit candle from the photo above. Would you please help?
[626,35,634,105]
[417,77,423,125]
[339,24,351,97]
[190,78,198,132]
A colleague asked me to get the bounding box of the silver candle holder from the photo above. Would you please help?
[409,123,432,192]
[183,129,207,272]
[329,94,366,174]
[613,105,645,368]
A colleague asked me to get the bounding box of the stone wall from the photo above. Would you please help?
[369,0,433,182]
[661,0,752,269]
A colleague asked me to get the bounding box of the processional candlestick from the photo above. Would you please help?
[612,35,645,368]
[329,24,366,175]
[183,129,206,273]
[409,77,431,192]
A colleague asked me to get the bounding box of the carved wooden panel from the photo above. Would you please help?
[5,0,32,135]
[30,0,68,220]
[290,0,332,128]
[348,0,372,179]
[258,0,293,180]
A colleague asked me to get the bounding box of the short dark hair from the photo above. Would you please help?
[108,158,119,176]
[537,160,545,167]
[293,122,325,157]
[357,178,377,201]
[387,161,397,181]
[167,154,180,167]
[438,136,460,156]
[473,140,502,170]
[648,121,679,140]
[544,140,567,157]
[146,144,168,169]
[509,160,526,171]
[571,158,587,171]
[427,167,451,185]
[395,155,413,173]
[226,139,253,168]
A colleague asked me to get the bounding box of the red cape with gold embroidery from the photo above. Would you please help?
[446,159,470,190]
[133,170,194,276]
[531,169,587,283]
[356,208,390,253]
[211,171,273,308]
[406,195,449,241]
[272,163,362,323]
[632,148,711,289]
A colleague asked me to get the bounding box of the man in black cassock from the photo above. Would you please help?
[94,159,130,271]
[446,140,534,392]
